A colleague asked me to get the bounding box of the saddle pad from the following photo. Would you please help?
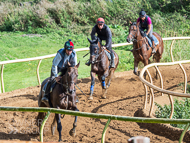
[146,35,159,47]
[42,81,49,93]
[105,50,112,61]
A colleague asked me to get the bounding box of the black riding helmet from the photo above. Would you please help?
[139,9,146,18]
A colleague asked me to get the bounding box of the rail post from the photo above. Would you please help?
[101,118,111,143]
[40,111,51,142]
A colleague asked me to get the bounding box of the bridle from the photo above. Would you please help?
[56,67,77,95]
[89,44,103,64]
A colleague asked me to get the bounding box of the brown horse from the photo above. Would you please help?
[37,62,80,142]
[126,22,164,77]
[87,38,119,99]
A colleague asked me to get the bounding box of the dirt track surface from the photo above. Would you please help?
[0,64,190,143]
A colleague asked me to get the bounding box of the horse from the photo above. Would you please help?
[37,62,80,142]
[126,22,164,78]
[87,38,119,100]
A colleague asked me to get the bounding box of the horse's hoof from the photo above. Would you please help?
[133,72,137,76]
[69,129,76,137]
[88,95,93,100]
[102,86,106,89]
[102,96,106,99]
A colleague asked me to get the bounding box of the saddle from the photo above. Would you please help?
[42,80,57,94]
[145,35,159,47]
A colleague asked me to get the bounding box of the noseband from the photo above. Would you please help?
[129,26,148,51]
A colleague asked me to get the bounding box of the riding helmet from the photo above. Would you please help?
[97,17,105,24]
[139,9,146,18]
[64,39,74,50]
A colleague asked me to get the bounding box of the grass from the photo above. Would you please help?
[0,30,190,92]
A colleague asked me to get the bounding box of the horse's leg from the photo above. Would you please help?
[89,72,96,100]
[51,115,57,135]
[143,59,149,79]
[134,60,139,75]
[106,68,114,88]
[69,107,79,137]
[55,113,62,142]
[37,97,47,135]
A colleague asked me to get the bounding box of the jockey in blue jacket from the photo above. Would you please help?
[41,39,77,104]
[137,9,156,54]
[86,17,115,68]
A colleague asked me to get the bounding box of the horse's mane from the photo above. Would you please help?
[92,37,102,46]
[59,60,75,76]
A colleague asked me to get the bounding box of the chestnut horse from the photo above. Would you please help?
[87,38,119,99]
[37,62,80,142]
[126,22,164,77]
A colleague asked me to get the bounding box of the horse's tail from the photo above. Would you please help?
[38,90,42,107]
[153,32,164,55]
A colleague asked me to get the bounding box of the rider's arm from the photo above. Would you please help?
[91,26,97,40]
[105,26,112,49]
[52,53,62,77]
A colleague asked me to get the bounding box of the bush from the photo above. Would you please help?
[155,93,190,130]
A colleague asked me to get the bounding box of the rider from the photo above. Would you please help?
[85,17,115,68]
[137,9,156,54]
[41,39,77,104]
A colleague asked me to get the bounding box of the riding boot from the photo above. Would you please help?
[42,81,51,103]
[110,52,115,68]
[151,40,156,54]
[85,60,90,66]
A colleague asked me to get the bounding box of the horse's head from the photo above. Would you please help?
[87,37,101,65]
[126,21,138,43]
[61,62,80,94]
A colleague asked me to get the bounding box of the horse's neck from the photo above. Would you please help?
[98,41,103,53]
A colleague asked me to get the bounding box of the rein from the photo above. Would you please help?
[129,27,149,51]
[56,70,76,94]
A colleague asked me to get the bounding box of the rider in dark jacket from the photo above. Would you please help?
[86,17,115,68]
[41,39,77,105]
[137,9,156,54]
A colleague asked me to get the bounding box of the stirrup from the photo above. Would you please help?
[152,48,156,54]
[42,97,48,102]
[85,61,90,66]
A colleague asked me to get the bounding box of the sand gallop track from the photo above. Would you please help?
[0,64,190,143]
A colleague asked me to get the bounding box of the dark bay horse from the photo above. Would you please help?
[37,62,80,142]
[126,22,164,77]
[87,38,119,100]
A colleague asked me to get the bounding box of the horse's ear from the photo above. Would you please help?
[95,37,98,43]
[87,38,92,43]
[137,22,140,27]
[67,61,71,67]
[130,21,132,25]
[76,61,80,68]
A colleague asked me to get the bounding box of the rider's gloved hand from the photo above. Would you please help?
[102,46,106,50]
[141,31,146,37]
[55,76,61,82]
